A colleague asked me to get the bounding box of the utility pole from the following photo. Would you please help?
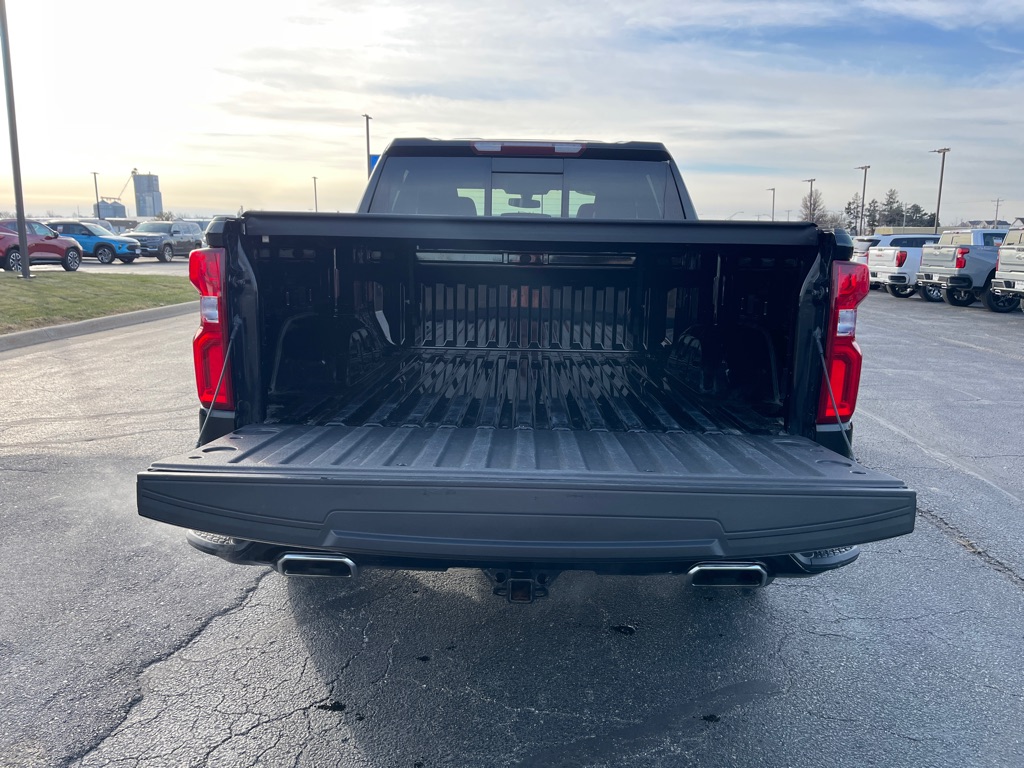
[930,148,950,234]
[766,187,775,221]
[312,176,318,212]
[855,165,869,235]
[801,179,815,221]
[1,0,30,278]
[991,198,1003,227]
[361,113,373,177]
[785,209,792,222]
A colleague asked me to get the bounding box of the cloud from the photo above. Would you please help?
[2,0,1022,218]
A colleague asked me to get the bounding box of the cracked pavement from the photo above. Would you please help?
[3,294,1024,767]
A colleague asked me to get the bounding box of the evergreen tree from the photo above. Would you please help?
[844,193,863,233]
[865,199,880,232]
[881,189,902,227]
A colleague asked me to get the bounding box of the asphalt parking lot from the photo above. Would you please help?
[1,289,1023,767]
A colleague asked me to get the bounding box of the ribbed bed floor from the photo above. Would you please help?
[302,349,781,434]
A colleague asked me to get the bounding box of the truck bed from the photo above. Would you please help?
[139,213,916,570]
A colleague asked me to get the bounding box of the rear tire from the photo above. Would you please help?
[5,247,22,272]
[157,244,174,262]
[983,289,1021,313]
[62,248,82,272]
[95,245,116,264]
[943,288,976,307]
[886,284,917,298]
[919,284,944,302]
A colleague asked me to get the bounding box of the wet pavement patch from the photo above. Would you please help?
[611,624,636,635]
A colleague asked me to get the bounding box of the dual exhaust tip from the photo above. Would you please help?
[275,553,358,579]
[274,554,767,589]
[685,562,769,589]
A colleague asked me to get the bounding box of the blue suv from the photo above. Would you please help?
[47,220,141,264]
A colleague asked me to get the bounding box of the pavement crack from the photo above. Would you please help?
[917,507,1024,591]
[66,568,274,767]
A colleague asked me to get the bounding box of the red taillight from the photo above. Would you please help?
[817,261,869,424]
[955,247,969,269]
[189,247,234,410]
[895,250,908,267]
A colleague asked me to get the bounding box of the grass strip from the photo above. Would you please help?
[0,271,197,334]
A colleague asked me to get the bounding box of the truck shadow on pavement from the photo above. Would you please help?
[287,568,788,766]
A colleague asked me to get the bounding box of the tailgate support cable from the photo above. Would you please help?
[196,316,242,449]
[814,329,857,462]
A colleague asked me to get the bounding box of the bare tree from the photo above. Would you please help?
[154,211,176,221]
[800,189,827,224]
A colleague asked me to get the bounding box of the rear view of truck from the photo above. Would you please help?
[992,228,1024,303]
[918,228,1017,312]
[138,140,914,600]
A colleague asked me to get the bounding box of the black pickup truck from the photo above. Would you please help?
[137,139,915,601]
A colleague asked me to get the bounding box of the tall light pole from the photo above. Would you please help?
[855,165,869,234]
[1,0,30,278]
[361,113,373,177]
[727,211,744,220]
[801,179,815,222]
[766,187,775,221]
[91,171,101,217]
[930,148,950,234]
[312,176,318,212]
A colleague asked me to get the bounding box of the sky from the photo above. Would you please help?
[1,0,1022,222]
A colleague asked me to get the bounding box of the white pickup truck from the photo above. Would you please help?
[992,228,1024,301]
[917,229,1016,312]
[867,234,941,300]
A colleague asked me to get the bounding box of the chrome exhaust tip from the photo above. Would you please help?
[686,562,768,588]
[275,553,358,578]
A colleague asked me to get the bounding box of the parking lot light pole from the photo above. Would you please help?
[855,165,869,234]
[362,114,372,177]
[1,0,30,278]
[766,188,775,221]
[931,148,950,234]
[91,171,100,217]
[312,176,318,212]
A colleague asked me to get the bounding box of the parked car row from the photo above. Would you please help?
[0,218,206,271]
[866,227,1023,313]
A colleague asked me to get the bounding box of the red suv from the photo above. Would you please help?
[0,219,84,271]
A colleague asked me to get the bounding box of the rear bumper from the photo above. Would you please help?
[870,267,913,285]
[916,270,973,290]
[992,272,1024,297]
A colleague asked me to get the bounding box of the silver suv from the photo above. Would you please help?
[121,221,203,262]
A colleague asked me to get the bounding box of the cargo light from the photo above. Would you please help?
[955,247,969,269]
[817,261,869,424]
[189,247,234,410]
[471,141,585,156]
[896,250,908,267]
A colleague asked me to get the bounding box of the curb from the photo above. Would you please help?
[0,301,199,353]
